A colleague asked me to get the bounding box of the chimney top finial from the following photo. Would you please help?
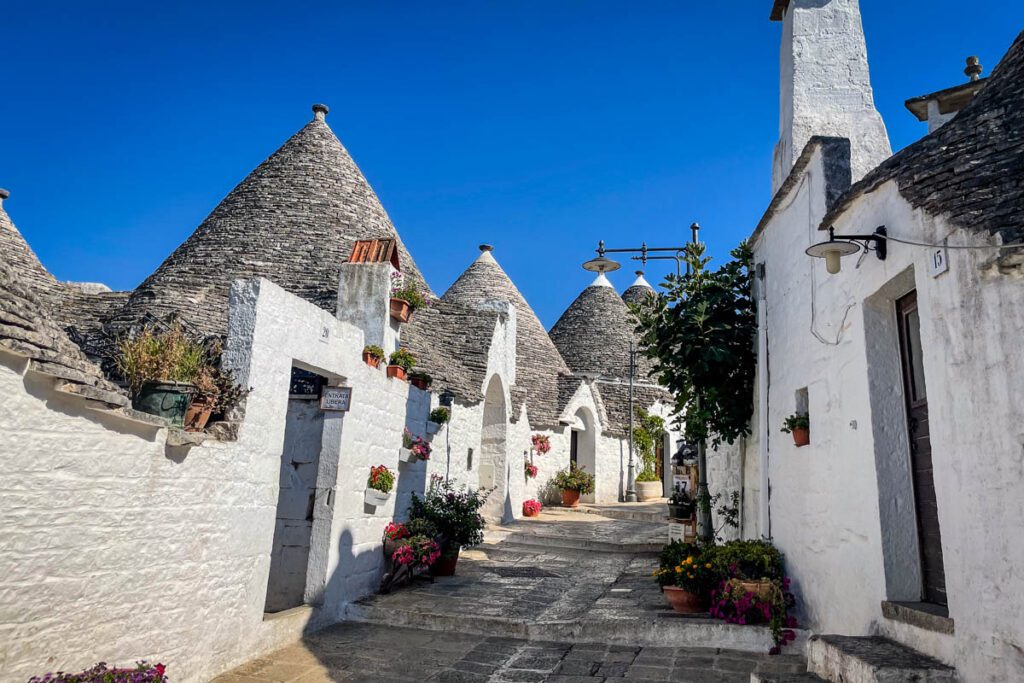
[479,244,494,252]
[312,103,329,121]
[965,56,983,82]
[0,188,9,201]
[635,270,644,276]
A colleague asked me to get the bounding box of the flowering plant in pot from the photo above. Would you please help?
[780,412,809,447]
[387,348,416,381]
[524,461,538,479]
[409,370,432,391]
[552,463,595,507]
[522,499,543,517]
[408,475,486,576]
[379,519,443,592]
[365,464,395,507]
[362,344,385,368]
[29,661,167,683]
[653,540,716,613]
[389,272,430,323]
[711,575,797,653]
[531,433,551,455]
[400,428,432,462]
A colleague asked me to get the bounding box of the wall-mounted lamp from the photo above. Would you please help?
[438,389,455,408]
[806,226,887,274]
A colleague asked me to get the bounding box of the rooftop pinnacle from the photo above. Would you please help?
[312,103,329,121]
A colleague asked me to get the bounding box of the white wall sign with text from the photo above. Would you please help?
[320,386,352,412]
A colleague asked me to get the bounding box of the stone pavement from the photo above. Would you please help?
[211,508,808,682]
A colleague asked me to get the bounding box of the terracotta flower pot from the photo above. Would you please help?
[410,376,430,390]
[561,489,581,507]
[734,579,777,600]
[363,352,382,368]
[389,298,412,323]
[387,365,408,381]
[792,428,809,447]
[431,547,460,576]
[183,399,214,432]
[663,586,708,614]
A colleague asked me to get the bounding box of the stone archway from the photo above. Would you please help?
[573,406,598,504]
[480,375,510,523]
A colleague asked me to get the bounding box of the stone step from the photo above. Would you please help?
[345,600,809,654]
[807,635,956,683]
[486,535,663,555]
[578,504,668,523]
[750,673,827,682]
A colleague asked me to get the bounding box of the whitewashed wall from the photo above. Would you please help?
[752,148,1024,681]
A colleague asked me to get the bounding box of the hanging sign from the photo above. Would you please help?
[320,386,353,412]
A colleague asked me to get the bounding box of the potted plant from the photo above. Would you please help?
[379,520,443,593]
[400,428,432,463]
[523,499,543,518]
[552,463,595,507]
[362,344,385,368]
[183,345,250,432]
[633,407,667,500]
[654,540,716,614]
[531,433,551,455]
[365,464,395,507]
[636,468,663,501]
[780,412,810,447]
[409,370,432,391]
[389,273,430,324]
[524,461,538,480]
[387,348,416,381]
[28,661,168,683]
[427,406,450,434]
[668,483,694,520]
[117,325,205,428]
[408,476,486,576]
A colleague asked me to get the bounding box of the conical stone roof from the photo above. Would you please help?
[0,190,59,300]
[622,270,655,307]
[550,273,634,379]
[111,104,429,338]
[442,245,570,428]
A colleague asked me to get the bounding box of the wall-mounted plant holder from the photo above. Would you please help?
[398,447,417,463]
[426,420,441,435]
[364,487,392,507]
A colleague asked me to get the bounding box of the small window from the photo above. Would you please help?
[467,448,474,470]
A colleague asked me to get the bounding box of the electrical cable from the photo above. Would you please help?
[883,233,1024,250]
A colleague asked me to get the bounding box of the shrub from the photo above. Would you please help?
[636,469,660,483]
[405,517,439,539]
[552,463,595,494]
[363,344,385,361]
[388,348,416,371]
[705,540,784,581]
[429,406,451,425]
[29,662,167,683]
[117,325,205,395]
[409,477,486,554]
[368,465,395,494]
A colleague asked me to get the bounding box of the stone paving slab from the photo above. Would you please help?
[210,622,809,682]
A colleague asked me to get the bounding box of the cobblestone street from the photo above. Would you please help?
[212,509,807,682]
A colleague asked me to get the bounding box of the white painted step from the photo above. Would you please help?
[807,635,957,683]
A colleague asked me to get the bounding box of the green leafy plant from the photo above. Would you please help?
[429,406,451,424]
[632,241,755,448]
[409,370,432,387]
[116,324,206,395]
[780,412,809,433]
[633,406,667,482]
[391,280,430,311]
[636,469,660,483]
[705,539,785,581]
[552,463,595,494]
[388,348,416,371]
[409,477,486,555]
[363,344,385,361]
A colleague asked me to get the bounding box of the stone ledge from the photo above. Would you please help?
[881,600,954,635]
[166,429,207,448]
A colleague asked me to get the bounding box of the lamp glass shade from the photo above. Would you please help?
[806,239,860,275]
[582,256,622,273]
[825,250,842,274]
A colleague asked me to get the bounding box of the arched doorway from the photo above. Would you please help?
[480,375,510,523]
[572,407,598,503]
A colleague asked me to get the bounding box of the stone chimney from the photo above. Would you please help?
[770,0,892,193]
[904,57,987,134]
[336,261,401,355]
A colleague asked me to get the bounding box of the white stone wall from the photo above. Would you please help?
[752,147,1024,681]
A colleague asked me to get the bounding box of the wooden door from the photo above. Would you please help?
[570,430,579,466]
[896,291,947,605]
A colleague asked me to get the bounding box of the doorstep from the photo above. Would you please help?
[881,600,954,635]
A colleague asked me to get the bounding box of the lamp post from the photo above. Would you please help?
[439,390,455,483]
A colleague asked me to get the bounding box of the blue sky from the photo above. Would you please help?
[1,1,1021,326]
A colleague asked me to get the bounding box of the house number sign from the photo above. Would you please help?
[320,386,353,412]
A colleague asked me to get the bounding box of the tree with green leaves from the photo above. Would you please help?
[631,240,756,540]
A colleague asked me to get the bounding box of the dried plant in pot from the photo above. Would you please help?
[117,324,205,427]
[780,412,810,447]
[387,348,416,381]
[362,344,385,368]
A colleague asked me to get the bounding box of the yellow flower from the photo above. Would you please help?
[705,563,712,569]
[688,573,694,579]
[675,566,682,573]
